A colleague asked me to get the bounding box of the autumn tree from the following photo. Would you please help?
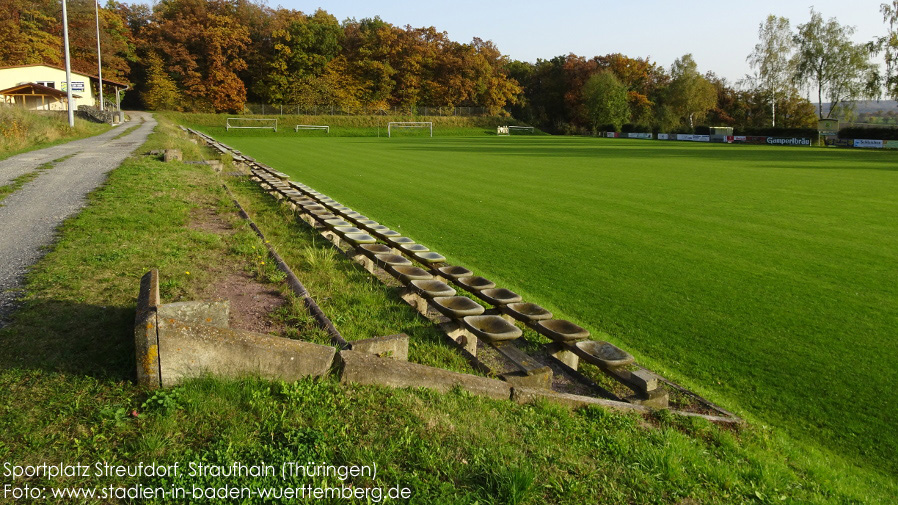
[141,0,250,112]
[596,53,667,126]
[342,17,400,107]
[560,54,599,126]
[466,38,521,114]
[0,0,60,67]
[582,71,630,131]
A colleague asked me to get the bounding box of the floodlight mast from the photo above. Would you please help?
[95,0,103,111]
[62,0,74,127]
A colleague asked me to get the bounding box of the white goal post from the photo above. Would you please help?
[226,117,277,132]
[294,124,329,133]
[498,125,534,136]
[387,121,432,138]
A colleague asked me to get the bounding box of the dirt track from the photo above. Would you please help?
[0,111,156,325]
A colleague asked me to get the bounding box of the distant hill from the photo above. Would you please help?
[822,100,898,114]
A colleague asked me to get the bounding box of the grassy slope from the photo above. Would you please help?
[204,133,898,484]
[0,108,110,160]
[0,117,893,503]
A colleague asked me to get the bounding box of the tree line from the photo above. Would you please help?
[1,0,520,114]
[3,1,898,133]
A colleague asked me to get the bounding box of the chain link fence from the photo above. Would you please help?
[240,104,488,116]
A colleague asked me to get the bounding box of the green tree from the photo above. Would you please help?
[142,52,181,110]
[596,53,667,127]
[582,71,630,131]
[793,8,877,119]
[342,17,399,106]
[663,54,717,130]
[878,1,898,100]
[746,15,795,126]
[255,9,342,106]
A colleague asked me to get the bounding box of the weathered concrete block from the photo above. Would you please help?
[158,300,229,328]
[338,350,511,401]
[630,369,659,393]
[157,318,335,387]
[500,367,553,389]
[627,388,669,409]
[163,149,182,162]
[441,322,477,357]
[511,387,651,414]
[550,347,580,370]
[135,270,161,388]
[350,334,409,361]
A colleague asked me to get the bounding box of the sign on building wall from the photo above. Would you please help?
[60,81,86,92]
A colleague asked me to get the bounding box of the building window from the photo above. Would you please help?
[36,81,55,89]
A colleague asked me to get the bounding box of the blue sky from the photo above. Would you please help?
[274,0,890,85]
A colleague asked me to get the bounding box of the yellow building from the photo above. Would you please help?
[0,64,128,111]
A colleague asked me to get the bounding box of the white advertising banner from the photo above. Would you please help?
[658,133,669,140]
[627,133,653,139]
[854,139,884,148]
[676,134,710,142]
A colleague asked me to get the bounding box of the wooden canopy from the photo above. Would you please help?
[0,83,82,110]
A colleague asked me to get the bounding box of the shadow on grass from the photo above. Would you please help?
[0,300,135,380]
[393,139,898,170]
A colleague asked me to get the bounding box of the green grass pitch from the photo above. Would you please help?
[201,129,898,477]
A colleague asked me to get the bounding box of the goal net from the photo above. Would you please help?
[295,124,329,133]
[226,117,277,132]
[387,121,432,138]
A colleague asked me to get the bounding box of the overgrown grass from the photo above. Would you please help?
[0,107,110,159]
[197,132,898,491]
[0,115,894,503]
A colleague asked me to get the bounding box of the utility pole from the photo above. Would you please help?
[62,0,75,127]
[95,0,104,111]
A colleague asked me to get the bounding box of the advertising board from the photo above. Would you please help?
[853,139,884,148]
[627,133,653,139]
[766,137,811,146]
[676,134,710,142]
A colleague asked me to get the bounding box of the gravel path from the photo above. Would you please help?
[0,111,156,325]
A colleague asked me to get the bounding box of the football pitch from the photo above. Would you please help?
[205,131,898,475]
